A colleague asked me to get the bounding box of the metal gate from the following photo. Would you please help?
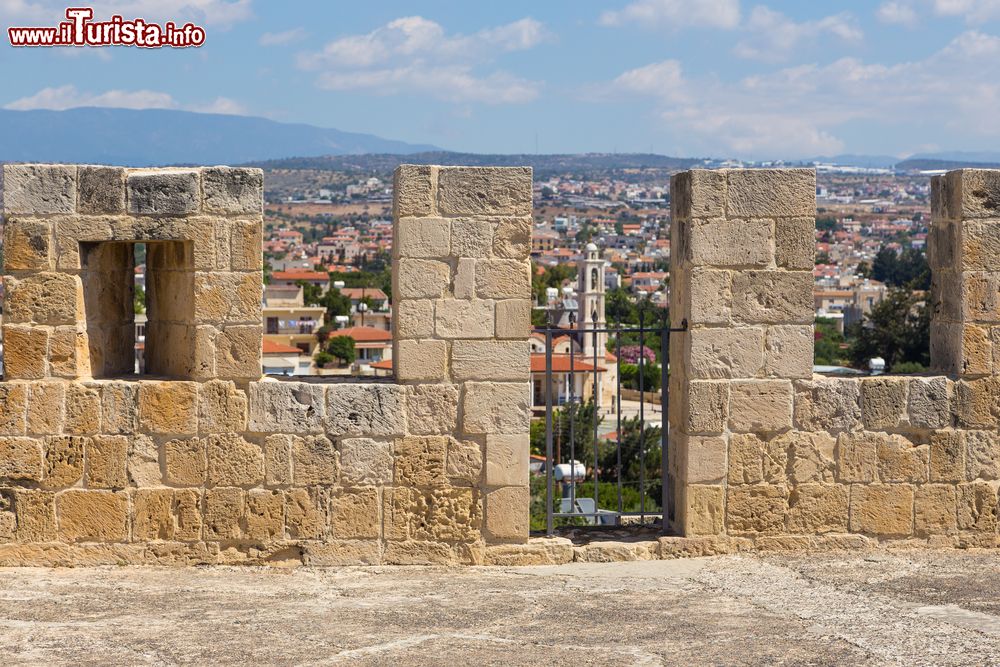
[537,310,686,535]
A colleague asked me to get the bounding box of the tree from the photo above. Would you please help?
[134,285,146,314]
[870,245,931,290]
[814,318,846,366]
[298,280,324,306]
[848,289,930,371]
[326,335,356,366]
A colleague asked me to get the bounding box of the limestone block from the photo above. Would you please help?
[731,271,813,324]
[395,299,434,339]
[0,384,28,436]
[383,487,414,541]
[728,380,792,433]
[964,430,1000,480]
[12,489,55,541]
[860,378,908,430]
[49,326,89,379]
[247,381,324,433]
[687,268,732,324]
[340,438,393,486]
[263,434,292,486]
[1,325,48,379]
[331,488,380,539]
[688,327,764,379]
[291,435,339,486]
[957,481,998,532]
[946,169,1000,219]
[419,487,480,542]
[198,381,248,434]
[726,169,815,218]
[86,435,128,489]
[78,166,126,214]
[462,382,531,435]
[728,433,786,485]
[397,217,450,258]
[3,218,51,271]
[683,435,728,484]
[837,432,879,483]
[230,219,263,271]
[0,437,43,482]
[132,489,174,540]
[495,299,532,339]
[207,433,264,487]
[794,379,861,431]
[215,325,263,380]
[783,431,836,484]
[435,299,494,339]
[56,490,128,542]
[849,484,914,537]
[930,431,964,483]
[303,540,382,566]
[671,169,726,219]
[4,272,82,325]
[64,383,100,435]
[451,340,529,381]
[406,384,459,435]
[393,165,435,218]
[284,488,326,539]
[959,323,992,375]
[383,540,461,566]
[325,384,406,437]
[914,485,958,535]
[726,484,788,535]
[908,377,951,429]
[453,257,475,299]
[764,325,813,379]
[173,489,203,541]
[684,484,725,536]
[127,170,200,215]
[484,485,528,541]
[138,382,197,435]
[2,164,76,214]
[165,437,207,486]
[450,218,493,258]
[953,378,1000,429]
[685,380,729,434]
[775,217,816,270]
[203,487,245,540]
[687,217,772,267]
[928,219,958,269]
[494,217,531,259]
[394,436,448,487]
[395,339,448,382]
[787,484,849,533]
[126,434,161,487]
[475,259,531,299]
[202,167,263,214]
[447,438,483,484]
[876,435,929,483]
[27,383,64,435]
[961,219,1000,271]
[245,489,284,541]
[437,167,531,217]
[43,435,85,488]
[193,272,263,323]
[485,434,529,487]
[397,259,450,299]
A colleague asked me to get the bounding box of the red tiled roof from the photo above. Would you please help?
[340,287,388,300]
[370,359,393,370]
[336,326,392,342]
[530,354,605,373]
[262,339,302,354]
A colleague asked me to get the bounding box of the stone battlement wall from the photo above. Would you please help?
[670,168,1000,548]
[0,164,532,566]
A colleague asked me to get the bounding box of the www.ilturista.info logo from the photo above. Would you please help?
[8,7,206,48]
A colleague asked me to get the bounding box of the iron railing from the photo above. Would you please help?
[537,310,686,535]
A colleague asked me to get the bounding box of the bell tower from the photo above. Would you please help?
[578,242,607,355]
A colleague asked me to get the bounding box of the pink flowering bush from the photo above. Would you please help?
[619,345,656,365]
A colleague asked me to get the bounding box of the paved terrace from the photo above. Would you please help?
[2,552,999,665]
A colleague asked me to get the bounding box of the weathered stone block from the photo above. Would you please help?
[326,384,406,437]
[953,378,1000,429]
[877,434,929,483]
[775,217,815,270]
[1,325,48,379]
[0,437,43,482]
[837,432,879,483]
[78,165,126,214]
[340,438,393,486]
[202,167,263,214]
[450,218,493,257]
[3,164,76,214]
[728,380,792,433]
[451,340,529,381]
[683,484,725,536]
[12,489,55,541]
[43,435,85,488]
[485,434,528,487]
[683,435,728,484]
[728,433,786,485]
[127,170,200,215]
[731,271,813,324]
[914,485,958,535]
[794,379,861,431]
[64,383,100,435]
[860,378,908,430]
[685,380,729,434]
[284,488,325,539]
[263,434,292,486]
[397,217,450,258]
[393,165,435,218]
[437,167,531,217]
[395,299,435,339]
[688,327,764,379]
[687,218,772,267]
[132,489,175,541]
[787,484,848,533]
[395,339,448,382]
[394,436,447,487]
[764,325,813,379]
[782,431,837,484]
[207,434,264,487]
[0,384,28,436]
[193,271,262,323]
[686,268,732,325]
[405,384,459,436]
[248,381,324,434]
[165,437,206,486]
[435,299,494,339]
[964,430,1000,480]
[87,435,128,489]
[446,438,482,483]
[462,382,531,435]
[930,430,965,483]
[726,485,788,535]
[421,487,480,542]
[4,272,82,325]
[230,219,263,271]
[671,169,726,219]
[215,325,263,380]
[957,481,998,532]
[203,487,244,540]
[245,489,284,541]
[126,434,161,487]
[56,490,128,542]
[495,299,532,339]
[331,488,380,539]
[494,217,531,259]
[3,218,51,271]
[291,435,339,486]
[48,325,89,379]
[908,377,950,429]
[475,259,531,299]
[726,169,815,218]
[484,485,528,541]
[453,257,475,299]
[138,382,197,435]
[397,259,450,299]
[198,381,248,433]
[849,484,914,537]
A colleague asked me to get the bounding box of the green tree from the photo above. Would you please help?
[134,285,146,314]
[848,289,930,371]
[870,245,931,290]
[298,280,324,306]
[814,318,846,366]
[326,335,356,366]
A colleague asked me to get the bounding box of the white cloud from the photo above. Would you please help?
[604,30,1000,158]
[298,16,546,105]
[4,85,248,115]
[872,0,1000,25]
[0,0,253,27]
[259,27,306,47]
[877,1,919,25]
[599,0,741,30]
[734,6,863,62]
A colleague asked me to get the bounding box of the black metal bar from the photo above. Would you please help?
[615,318,623,516]
[660,308,670,534]
[545,326,554,536]
[592,320,599,522]
[638,308,646,522]
[569,325,576,516]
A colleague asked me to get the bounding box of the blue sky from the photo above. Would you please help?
[2,0,1000,159]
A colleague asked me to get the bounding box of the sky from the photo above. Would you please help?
[2,0,1000,159]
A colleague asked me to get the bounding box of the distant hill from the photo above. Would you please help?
[896,158,1000,171]
[805,154,900,169]
[0,108,438,166]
